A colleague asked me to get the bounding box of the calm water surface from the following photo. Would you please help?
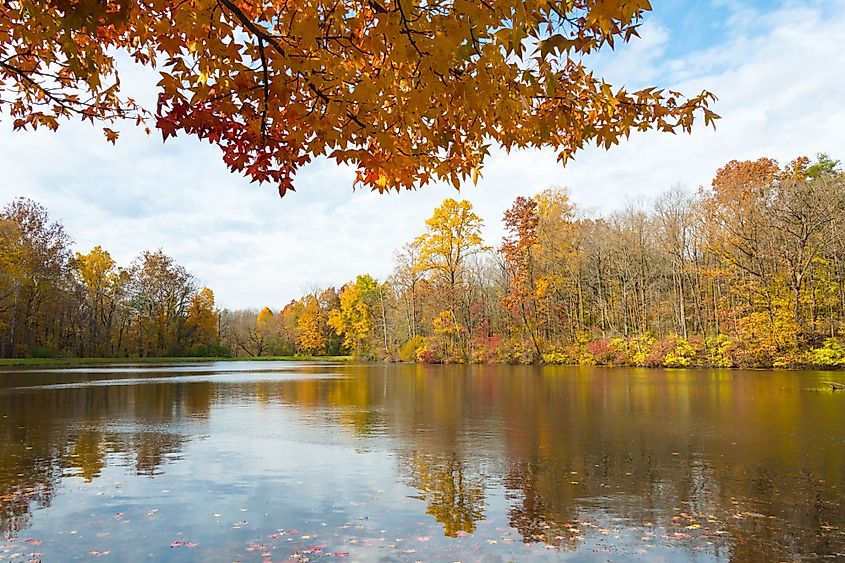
[0,362,843,561]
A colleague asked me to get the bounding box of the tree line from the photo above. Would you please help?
[3,154,844,367]
[0,198,221,358]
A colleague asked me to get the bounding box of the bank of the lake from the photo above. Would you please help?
[0,355,353,367]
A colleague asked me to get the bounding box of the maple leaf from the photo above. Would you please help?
[103,128,119,144]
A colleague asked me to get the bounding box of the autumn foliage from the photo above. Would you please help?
[215,154,845,368]
[0,199,222,358]
[1,0,716,195]
[3,154,844,367]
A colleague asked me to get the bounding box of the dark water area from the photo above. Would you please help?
[0,362,843,561]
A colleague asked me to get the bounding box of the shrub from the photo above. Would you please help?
[542,347,576,365]
[585,338,618,365]
[609,338,630,364]
[26,345,57,359]
[399,335,427,363]
[663,337,697,368]
[705,334,734,368]
[185,344,231,357]
[629,334,656,366]
[416,346,439,364]
[804,338,845,368]
[470,333,502,364]
[493,336,534,364]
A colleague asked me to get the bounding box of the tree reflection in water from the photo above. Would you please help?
[0,363,842,561]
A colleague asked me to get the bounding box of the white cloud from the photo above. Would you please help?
[1,1,843,309]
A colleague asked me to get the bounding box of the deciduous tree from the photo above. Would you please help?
[186,287,220,352]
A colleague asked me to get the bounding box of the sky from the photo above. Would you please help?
[2,0,844,310]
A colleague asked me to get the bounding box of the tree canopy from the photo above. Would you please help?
[1,0,717,196]
[3,154,844,366]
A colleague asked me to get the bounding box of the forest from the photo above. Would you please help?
[2,154,844,368]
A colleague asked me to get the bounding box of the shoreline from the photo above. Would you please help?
[1,356,843,372]
[0,355,354,367]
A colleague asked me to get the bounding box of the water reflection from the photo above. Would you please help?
[0,362,843,560]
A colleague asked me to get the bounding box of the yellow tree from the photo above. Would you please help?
[278,301,303,354]
[328,275,379,358]
[186,287,219,352]
[533,187,580,340]
[414,198,485,359]
[72,245,127,356]
[0,220,25,340]
[297,296,327,354]
[1,198,72,357]
[416,199,485,288]
[257,305,274,335]
[253,306,276,356]
[1,1,716,196]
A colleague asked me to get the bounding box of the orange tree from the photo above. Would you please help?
[1,0,717,195]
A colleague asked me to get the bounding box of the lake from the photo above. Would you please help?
[0,362,843,561]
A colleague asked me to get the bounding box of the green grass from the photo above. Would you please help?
[0,355,354,367]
